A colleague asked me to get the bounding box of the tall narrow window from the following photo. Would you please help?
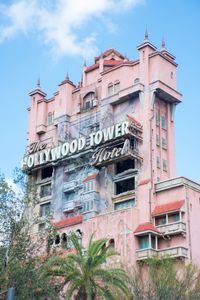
[162,137,167,149]
[156,112,160,126]
[48,112,54,125]
[157,156,160,169]
[114,81,120,93]
[163,159,168,171]
[161,115,166,129]
[107,83,113,96]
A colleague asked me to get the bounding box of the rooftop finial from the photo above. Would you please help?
[144,27,149,41]
[83,59,86,67]
[161,35,166,50]
[65,72,69,81]
[37,78,41,88]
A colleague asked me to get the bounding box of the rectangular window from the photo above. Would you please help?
[115,177,135,195]
[114,82,120,94]
[114,199,135,210]
[116,159,135,174]
[84,180,94,193]
[85,101,91,110]
[155,215,167,226]
[161,116,166,130]
[108,85,113,96]
[48,112,54,125]
[171,213,180,222]
[139,236,149,249]
[163,159,168,171]
[156,112,160,126]
[40,183,51,198]
[39,202,51,217]
[156,134,160,146]
[162,137,167,149]
[157,156,160,169]
[83,200,94,212]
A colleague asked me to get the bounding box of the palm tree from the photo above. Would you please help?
[43,233,129,300]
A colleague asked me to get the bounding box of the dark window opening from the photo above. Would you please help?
[38,223,45,231]
[41,166,53,180]
[116,159,135,174]
[109,239,115,249]
[115,177,135,195]
[76,229,83,237]
[55,234,60,245]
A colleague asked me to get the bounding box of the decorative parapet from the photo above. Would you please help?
[156,221,186,236]
[136,246,188,261]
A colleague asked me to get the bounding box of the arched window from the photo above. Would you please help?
[114,81,120,94]
[108,81,120,96]
[48,112,54,125]
[83,92,95,110]
[55,234,60,245]
[109,239,115,249]
[61,233,67,248]
[107,83,113,96]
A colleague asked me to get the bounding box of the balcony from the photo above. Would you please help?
[159,247,188,259]
[136,248,158,261]
[136,246,188,261]
[107,83,144,106]
[63,180,79,193]
[156,222,186,236]
[63,200,82,212]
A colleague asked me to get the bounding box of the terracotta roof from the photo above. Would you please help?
[83,173,98,183]
[127,114,142,127]
[53,215,83,228]
[103,59,124,66]
[152,200,185,216]
[95,48,125,62]
[85,63,99,73]
[134,223,160,234]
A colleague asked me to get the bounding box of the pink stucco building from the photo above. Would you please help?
[22,33,200,266]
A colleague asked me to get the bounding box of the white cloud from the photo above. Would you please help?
[0,0,144,59]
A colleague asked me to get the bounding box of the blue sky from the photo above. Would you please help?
[0,0,199,183]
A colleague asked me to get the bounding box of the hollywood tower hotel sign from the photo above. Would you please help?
[23,33,200,266]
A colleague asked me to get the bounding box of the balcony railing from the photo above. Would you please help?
[156,222,186,236]
[63,200,82,212]
[63,180,79,192]
[136,246,188,261]
[136,248,158,260]
[159,247,188,259]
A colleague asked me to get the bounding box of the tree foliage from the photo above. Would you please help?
[43,233,130,300]
[0,171,58,300]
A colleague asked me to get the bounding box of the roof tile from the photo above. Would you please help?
[53,215,83,228]
[152,200,185,216]
[134,223,160,234]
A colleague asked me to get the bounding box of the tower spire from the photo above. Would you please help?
[144,27,149,42]
[65,72,69,81]
[37,78,41,88]
[161,35,166,50]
